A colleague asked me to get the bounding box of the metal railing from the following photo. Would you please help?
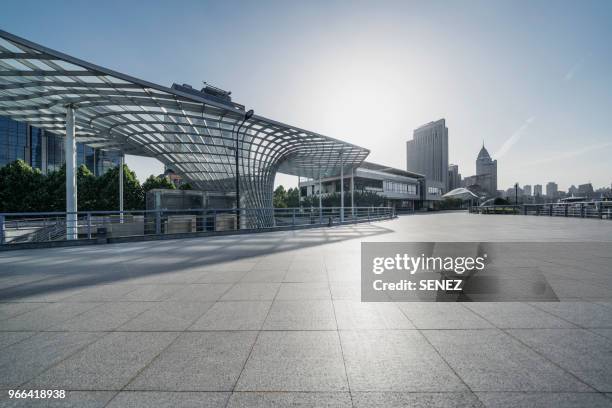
[470,202,612,220]
[0,206,395,246]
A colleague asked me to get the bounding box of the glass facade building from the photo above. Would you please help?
[0,116,121,175]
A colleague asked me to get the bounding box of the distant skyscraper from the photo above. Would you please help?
[534,184,543,197]
[475,143,497,196]
[447,164,461,191]
[523,185,532,197]
[546,182,558,198]
[407,119,448,197]
[578,183,594,199]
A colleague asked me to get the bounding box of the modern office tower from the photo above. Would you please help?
[546,182,558,198]
[568,185,578,196]
[407,119,448,200]
[578,183,594,199]
[447,164,462,191]
[534,184,543,197]
[475,143,497,196]
[0,115,121,176]
[523,185,532,196]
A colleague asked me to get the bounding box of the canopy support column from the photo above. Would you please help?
[119,154,124,223]
[351,167,355,219]
[65,105,77,240]
[340,152,344,222]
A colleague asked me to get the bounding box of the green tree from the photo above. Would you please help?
[286,187,300,207]
[96,165,144,211]
[179,182,193,190]
[142,175,175,192]
[273,185,288,208]
[0,159,47,212]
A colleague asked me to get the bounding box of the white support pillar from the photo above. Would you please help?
[351,167,355,219]
[119,154,124,223]
[65,106,77,240]
[340,152,344,222]
[297,176,301,208]
[318,178,322,209]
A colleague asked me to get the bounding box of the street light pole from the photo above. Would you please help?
[235,109,254,229]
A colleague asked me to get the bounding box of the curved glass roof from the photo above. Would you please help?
[0,30,369,193]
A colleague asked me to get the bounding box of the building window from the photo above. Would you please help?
[427,186,442,196]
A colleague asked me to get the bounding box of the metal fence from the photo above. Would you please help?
[0,207,395,245]
[470,202,612,220]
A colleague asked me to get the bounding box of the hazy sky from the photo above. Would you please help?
[2,0,611,191]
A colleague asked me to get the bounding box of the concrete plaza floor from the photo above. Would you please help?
[0,212,611,407]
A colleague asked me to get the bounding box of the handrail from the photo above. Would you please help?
[471,202,612,220]
[0,206,397,246]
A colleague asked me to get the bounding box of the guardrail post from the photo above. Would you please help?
[0,215,5,245]
[155,211,161,234]
[549,204,553,216]
[580,203,585,218]
[599,205,603,219]
[564,205,568,217]
[523,205,527,215]
[87,212,92,239]
[367,208,371,222]
[319,206,323,224]
[292,208,296,227]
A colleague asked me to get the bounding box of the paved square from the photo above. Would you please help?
[1,213,611,407]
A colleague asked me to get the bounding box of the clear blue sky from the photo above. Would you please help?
[2,0,611,191]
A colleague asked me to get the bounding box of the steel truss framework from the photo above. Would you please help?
[0,30,369,226]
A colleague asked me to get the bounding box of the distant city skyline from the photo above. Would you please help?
[1,0,611,190]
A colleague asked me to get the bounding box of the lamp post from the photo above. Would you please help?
[235,109,254,229]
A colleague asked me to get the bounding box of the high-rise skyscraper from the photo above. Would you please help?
[407,119,448,198]
[475,144,497,196]
[447,164,461,191]
[523,185,532,197]
[546,182,558,198]
[534,184,543,197]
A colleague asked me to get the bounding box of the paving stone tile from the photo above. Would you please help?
[0,332,100,388]
[165,284,232,302]
[276,282,331,300]
[28,332,179,390]
[284,269,328,282]
[340,330,465,391]
[476,392,612,408]
[0,331,34,349]
[119,302,213,331]
[0,302,101,331]
[106,391,229,407]
[127,332,257,391]
[236,331,348,391]
[508,328,612,392]
[0,302,47,320]
[62,284,139,302]
[119,284,182,301]
[591,328,612,341]
[241,269,287,283]
[195,270,248,283]
[398,303,493,329]
[351,392,484,407]
[334,301,414,329]
[423,329,592,391]
[51,302,152,331]
[532,302,612,328]
[190,301,271,330]
[227,391,352,407]
[220,283,279,301]
[464,302,575,328]
[263,300,336,330]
